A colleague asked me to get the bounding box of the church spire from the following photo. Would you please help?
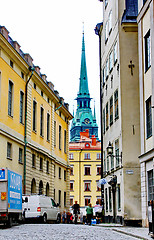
[78,28,89,97]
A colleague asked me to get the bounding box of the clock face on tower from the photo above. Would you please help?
[84,118,90,124]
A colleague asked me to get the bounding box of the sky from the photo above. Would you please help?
[1,0,103,138]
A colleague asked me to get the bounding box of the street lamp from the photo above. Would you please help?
[107,141,122,163]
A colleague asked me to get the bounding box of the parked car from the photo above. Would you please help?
[22,195,61,223]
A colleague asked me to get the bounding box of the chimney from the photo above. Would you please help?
[35,66,41,75]
[41,74,47,82]
[48,81,54,91]
[13,41,20,53]
[54,90,59,98]
[24,53,33,66]
[0,26,9,40]
[60,97,64,105]
[80,129,89,138]
[64,103,69,110]
[91,135,96,146]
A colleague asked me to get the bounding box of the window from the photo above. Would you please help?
[111,155,114,170]
[105,188,108,211]
[8,80,13,116]
[40,107,44,137]
[117,184,121,210]
[54,165,56,177]
[7,142,12,159]
[145,30,151,72]
[110,96,113,125]
[54,121,56,147]
[107,156,109,171]
[97,153,101,159]
[143,0,147,4]
[148,170,154,200]
[33,100,37,131]
[146,97,152,138]
[58,190,61,206]
[85,197,91,206]
[114,89,119,120]
[70,181,74,191]
[46,160,49,173]
[19,148,23,163]
[109,51,113,72]
[84,181,91,191]
[64,130,67,153]
[20,91,24,124]
[115,139,119,167]
[103,151,106,173]
[69,153,74,160]
[106,59,109,79]
[70,165,74,176]
[59,125,62,150]
[40,157,43,171]
[32,154,36,168]
[114,42,117,64]
[47,113,50,141]
[106,103,109,130]
[97,166,101,175]
[105,0,108,8]
[97,181,101,191]
[105,21,108,42]
[64,192,66,207]
[84,153,90,159]
[59,167,61,179]
[34,83,36,89]
[41,90,43,97]
[21,72,24,79]
[10,60,13,68]
[47,97,49,103]
[103,109,105,134]
[109,187,112,211]
[103,67,105,85]
[109,10,112,34]
[84,166,91,175]
[64,170,66,181]
[70,198,73,206]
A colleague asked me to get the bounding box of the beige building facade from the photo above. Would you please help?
[69,130,101,216]
[0,26,73,212]
[137,0,154,227]
[96,0,141,225]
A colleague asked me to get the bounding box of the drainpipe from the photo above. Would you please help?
[23,66,35,194]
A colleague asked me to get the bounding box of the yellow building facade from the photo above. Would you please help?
[0,26,73,212]
[69,130,101,215]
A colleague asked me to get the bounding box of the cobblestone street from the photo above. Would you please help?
[0,224,142,240]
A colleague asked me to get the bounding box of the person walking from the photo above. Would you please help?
[72,201,80,224]
[86,203,93,225]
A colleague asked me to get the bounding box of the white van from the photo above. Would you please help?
[22,195,61,223]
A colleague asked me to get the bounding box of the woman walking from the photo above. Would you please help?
[86,203,93,225]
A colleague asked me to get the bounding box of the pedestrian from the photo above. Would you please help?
[86,203,93,225]
[72,201,80,224]
[94,200,102,220]
[70,213,73,223]
[62,211,67,224]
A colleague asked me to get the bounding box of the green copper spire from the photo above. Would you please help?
[70,30,99,142]
[78,30,89,97]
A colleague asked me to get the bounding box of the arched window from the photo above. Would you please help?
[39,180,43,195]
[46,182,49,196]
[31,178,36,194]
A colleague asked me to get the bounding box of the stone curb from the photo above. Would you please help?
[112,228,150,240]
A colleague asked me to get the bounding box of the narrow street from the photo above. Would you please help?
[0,224,141,240]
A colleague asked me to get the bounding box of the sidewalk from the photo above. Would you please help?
[94,224,153,240]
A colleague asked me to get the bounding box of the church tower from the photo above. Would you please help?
[70,31,98,142]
